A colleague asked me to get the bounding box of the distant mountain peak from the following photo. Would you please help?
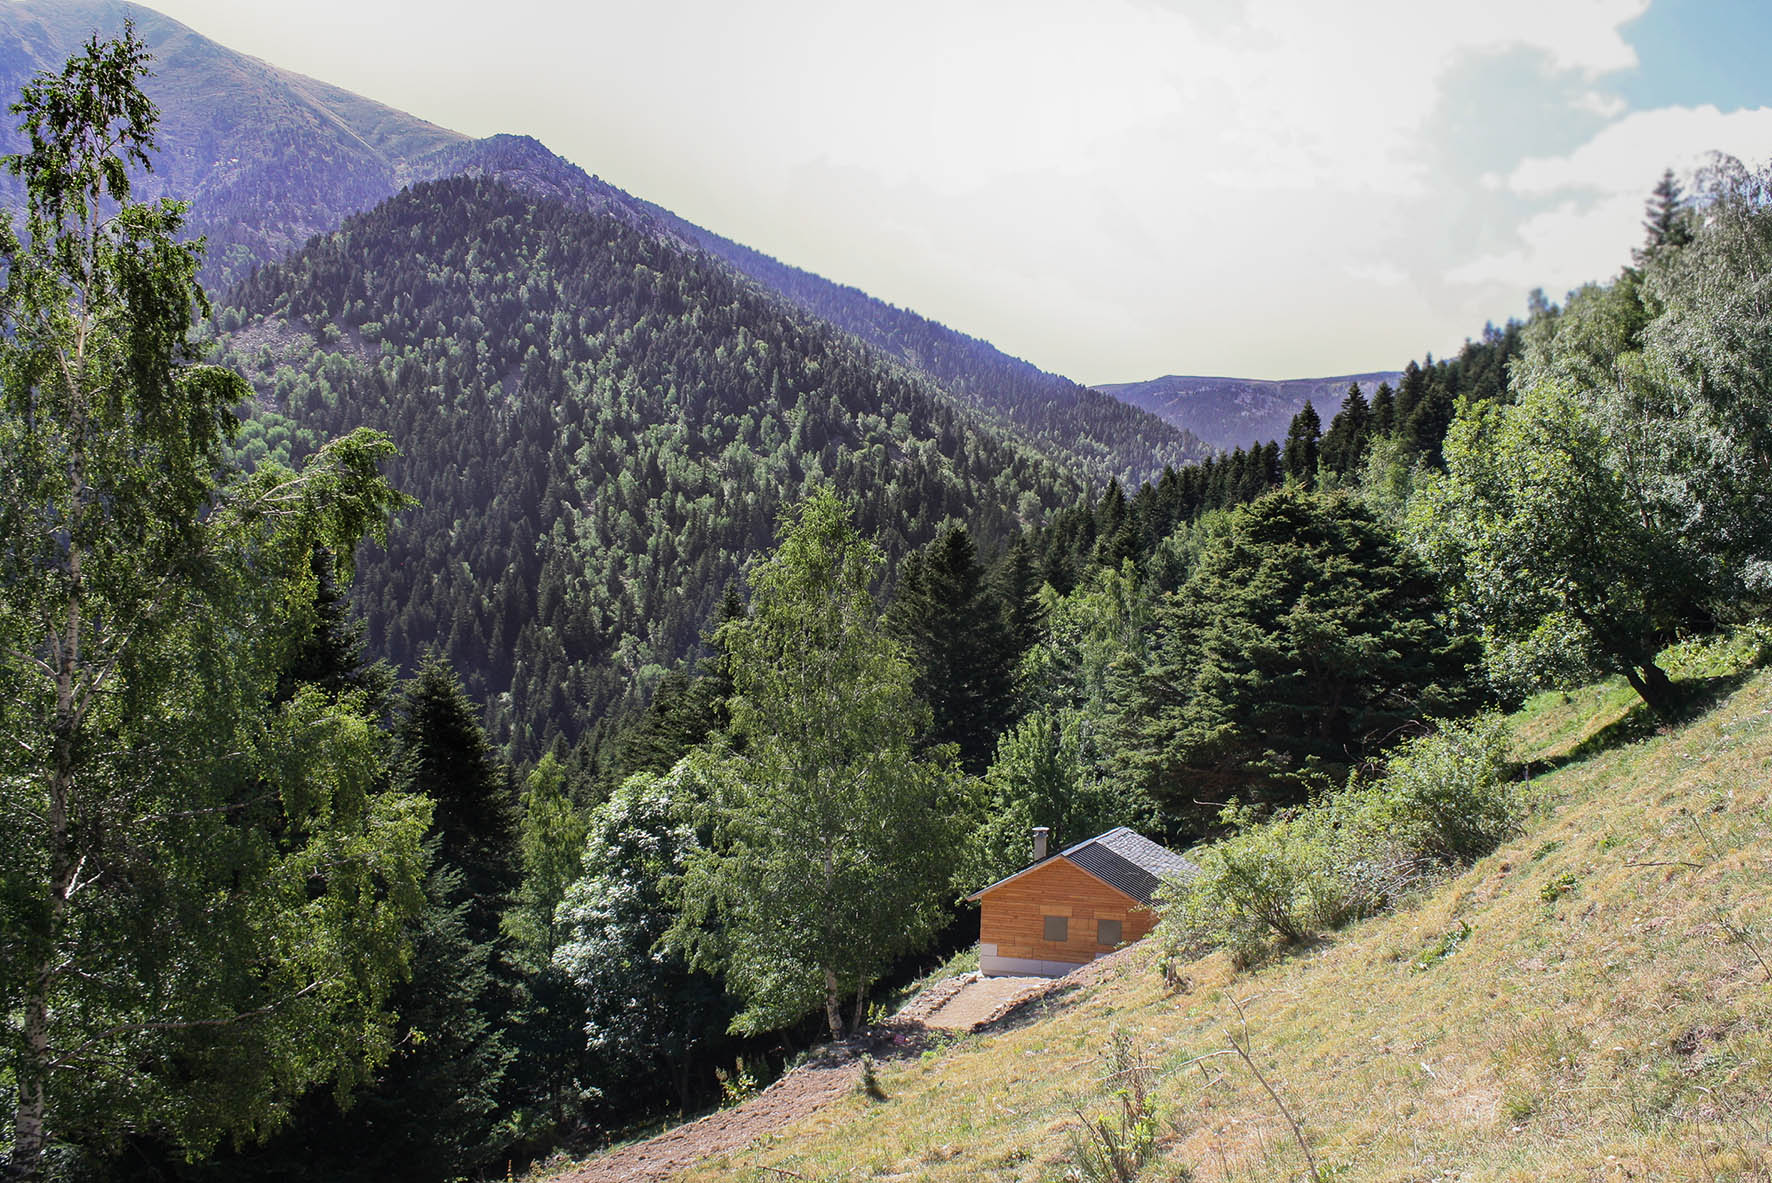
[1095,371,1404,453]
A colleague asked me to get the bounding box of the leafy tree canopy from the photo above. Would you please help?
[0,28,422,1178]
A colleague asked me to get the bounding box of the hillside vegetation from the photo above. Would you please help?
[668,646,1772,1181]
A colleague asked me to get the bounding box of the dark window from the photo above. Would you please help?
[1097,918,1123,946]
[1043,915,1069,942]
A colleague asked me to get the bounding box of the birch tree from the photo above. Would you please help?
[0,30,424,1177]
[670,490,963,1040]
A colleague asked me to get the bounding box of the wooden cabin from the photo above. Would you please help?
[967,826,1195,978]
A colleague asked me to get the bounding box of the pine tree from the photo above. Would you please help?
[889,525,1019,773]
[1282,400,1322,489]
[1639,167,1692,256]
[1369,380,1396,436]
[1319,383,1371,479]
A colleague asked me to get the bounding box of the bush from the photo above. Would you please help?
[1158,715,1522,967]
[1344,712,1520,862]
[1160,803,1382,968]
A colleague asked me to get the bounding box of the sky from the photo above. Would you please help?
[133,0,1772,383]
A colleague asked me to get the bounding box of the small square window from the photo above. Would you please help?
[1043,915,1069,942]
[1097,918,1123,947]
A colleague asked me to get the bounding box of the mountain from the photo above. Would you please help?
[1096,370,1404,452]
[218,176,1086,754]
[637,209,1212,484]
[0,0,1205,487]
[0,0,465,290]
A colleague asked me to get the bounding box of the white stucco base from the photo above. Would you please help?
[979,952,1087,978]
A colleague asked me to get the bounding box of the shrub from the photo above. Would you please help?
[1159,715,1522,967]
[1345,713,1520,862]
[1160,804,1380,968]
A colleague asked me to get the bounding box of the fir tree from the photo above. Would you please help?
[1282,400,1322,489]
[889,525,1020,773]
[1113,490,1476,830]
[1319,383,1371,479]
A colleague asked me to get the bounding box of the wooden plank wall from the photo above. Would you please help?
[979,858,1156,965]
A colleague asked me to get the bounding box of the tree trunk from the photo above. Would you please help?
[1622,659,1679,720]
[15,616,84,1182]
[823,968,845,1041]
[10,996,48,1181]
[851,986,867,1036]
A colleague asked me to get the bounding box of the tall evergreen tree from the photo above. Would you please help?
[1282,400,1322,489]
[1369,380,1396,436]
[1319,383,1371,479]
[889,525,1019,773]
[1112,491,1476,831]
[1639,167,1693,256]
[396,654,521,951]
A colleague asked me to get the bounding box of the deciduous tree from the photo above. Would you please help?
[669,490,964,1040]
[0,29,423,1177]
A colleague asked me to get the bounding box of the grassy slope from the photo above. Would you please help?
[678,653,1772,1181]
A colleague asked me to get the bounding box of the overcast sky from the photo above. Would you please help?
[136,0,1772,383]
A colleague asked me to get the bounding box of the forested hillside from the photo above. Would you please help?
[0,0,1204,487]
[218,176,1085,755]
[643,211,1212,483]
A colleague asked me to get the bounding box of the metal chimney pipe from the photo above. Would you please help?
[1033,826,1051,861]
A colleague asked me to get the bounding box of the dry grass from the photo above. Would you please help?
[669,659,1772,1182]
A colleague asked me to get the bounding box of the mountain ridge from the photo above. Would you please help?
[1098,369,1406,452]
[0,0,1207,487]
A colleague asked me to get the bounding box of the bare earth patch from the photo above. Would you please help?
[546,952,1139,1182]
[548,1025,927,1183]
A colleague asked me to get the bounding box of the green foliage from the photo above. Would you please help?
[1540,872,1580,905]
[888,524,1020,774]
[963,706,1147,892]
[1064,1030,1162,1183]
[1283,399,1322,489]
[1115,490,1476,825]
[1159,715,1521,967]
[1416,163,1772,717]
[669,491,966,1039]
[1164,803,1371,968]
[554,763,732,1116]
[1411,368,1699,718]
[508,753,590,969]
[1346,712,1520,863]
[0,29,424,1176]
[219,178,1086,760]
[1411,920,1473,972]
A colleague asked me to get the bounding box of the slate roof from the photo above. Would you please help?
[1060,827,1197,906]
[967,826,1197,906]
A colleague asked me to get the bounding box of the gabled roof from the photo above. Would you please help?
[966,826,1197,907]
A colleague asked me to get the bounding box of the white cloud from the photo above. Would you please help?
[1447,194,1642,289]
[1450,105,1772,298]
[1506,106,1772,195]
[1573,90,1628,118]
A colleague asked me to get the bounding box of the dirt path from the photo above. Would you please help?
[550,950,1142,1182]
[919,973,1051,1031]
[553,1026,926,1183]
